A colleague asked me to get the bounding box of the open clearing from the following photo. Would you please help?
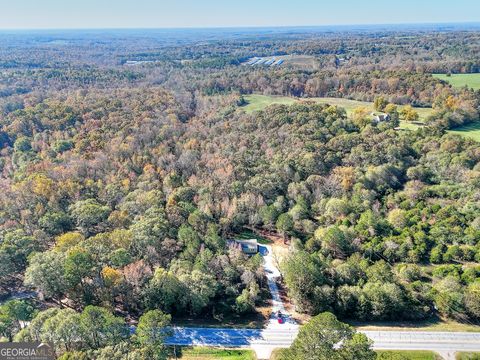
[433,73,480,90]
[241,94,432,129]
[169,347,256,360]
[448,122,480,142]
[275,54,318,68]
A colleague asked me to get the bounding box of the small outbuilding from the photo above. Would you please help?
[371,112,391,122]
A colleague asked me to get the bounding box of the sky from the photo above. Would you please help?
[0,0,479,29]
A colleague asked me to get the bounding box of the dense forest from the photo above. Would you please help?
[0,26,479,359]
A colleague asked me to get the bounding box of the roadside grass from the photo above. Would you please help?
[269,349,286,360]
[433,73,480,90]
[456,352,480,360]
[168,347,256,359]
[376,350,441,360]
[448,122,480,142]
[241,94,432,122]
[350,317,480,333]
[271,349,441,360]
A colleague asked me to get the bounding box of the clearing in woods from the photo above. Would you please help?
[433,73,480,90]
[448,122,480,142]
[241,94,433,129]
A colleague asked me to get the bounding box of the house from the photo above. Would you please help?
[372,112,391,122]
[229,239,259,254]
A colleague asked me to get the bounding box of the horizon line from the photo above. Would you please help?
[0,21,479,32]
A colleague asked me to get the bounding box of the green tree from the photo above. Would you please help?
[281,312,374,360]
[130,206,169,257]
[39,212,72,235]
[14,136,32,152]
[360,282,407,320]
[374,96,388,112]
[79,306,127,349]
[259,204,280,230]
[464,281,480,319]
[64,248,95,284]
[384,103,400,123]
[69,199,111,235]
[0,300,35,341]
[281,251,325,312]
[136,309,172,360]
[24,251,67,300]
[136,310,171,345]
[40,308,82,352]
[204,223,225,252]
[178,225,201,261]
[179,270,217,315]
[144,268,187,314]
[1,230,37,272]
[433,277,465,319]
[276,213,294,240]
[400,106,419,122]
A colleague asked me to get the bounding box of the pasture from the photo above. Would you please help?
[241,94,433,127]
[433,73,480,90]
[448,122,480,142]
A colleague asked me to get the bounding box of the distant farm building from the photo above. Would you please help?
[372,112,391,122]
[229,239,259,254]
[245,57,284,67]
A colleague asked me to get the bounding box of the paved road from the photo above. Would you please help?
[165,246,480,360]
[166,327,480,359]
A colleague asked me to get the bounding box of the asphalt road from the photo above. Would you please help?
[165,327,480,359]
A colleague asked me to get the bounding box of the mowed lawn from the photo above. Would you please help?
[169,347,256,360]
[448,122,480,142]
[241,94,432,129]
[433,73,480,90]
[376,350,442,360]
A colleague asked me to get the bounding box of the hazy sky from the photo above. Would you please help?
[1,0,479,29]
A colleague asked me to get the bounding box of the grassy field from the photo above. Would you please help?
[242,94,296,113]
[456,352,480,360]
[241,94,432,123]
[169,347,256,360]
[448,122,480,142]
[398,121,424,130]
[376,350,441,360]
[433,73,480,90]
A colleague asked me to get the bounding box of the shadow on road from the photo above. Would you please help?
[166,327,264,346]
